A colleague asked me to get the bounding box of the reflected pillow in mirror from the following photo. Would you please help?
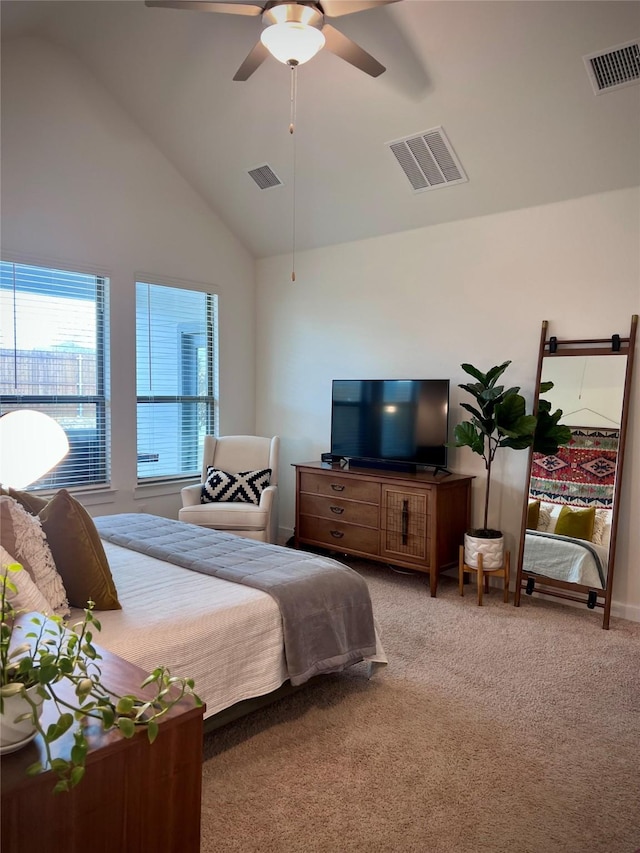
[592,509,612,548]
[527,500,540,530]
[540,502,561,533]
[554,505,596,542]
[537,504,552,532]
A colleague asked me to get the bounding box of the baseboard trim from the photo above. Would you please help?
[278,526,295,546]
[523,590,639,624]
[278,526,640,624]
[611,599,640,623]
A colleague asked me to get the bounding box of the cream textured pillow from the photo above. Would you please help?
[0,496,69,616]
[537,505,552,532]
[592,509,612,548]
[540,502,562,534]
[0,544,53,615]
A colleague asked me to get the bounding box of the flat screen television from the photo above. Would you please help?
[330,379,450,472]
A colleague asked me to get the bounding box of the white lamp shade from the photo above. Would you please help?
[0,411,69,489]
[260,23,326,66]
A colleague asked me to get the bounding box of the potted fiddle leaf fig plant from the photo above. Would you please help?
[0,561,202,794]
[452,361,570,568]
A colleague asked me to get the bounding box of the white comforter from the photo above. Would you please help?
[74,541,386,719]
[70,541,288,718]
[522,531,608,588]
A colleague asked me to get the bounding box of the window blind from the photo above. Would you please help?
[0,261,109,489]
[136,281,218,481]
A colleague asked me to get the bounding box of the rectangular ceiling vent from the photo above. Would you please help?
[584,40,640,94]
[247,164,283,190]
[386,126,468,194]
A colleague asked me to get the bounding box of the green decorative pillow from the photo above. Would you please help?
[554,505,596,542]
[0,485,49,515]
[39,489,121,611]
[526,500,540,530]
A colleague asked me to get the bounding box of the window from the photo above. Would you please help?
[136,281,218,482]
[0,261,109,489]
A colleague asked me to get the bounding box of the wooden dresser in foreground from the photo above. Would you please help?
[294,461,473,596]
[1,641,204,853]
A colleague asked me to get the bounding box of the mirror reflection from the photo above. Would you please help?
[523,355,627,590]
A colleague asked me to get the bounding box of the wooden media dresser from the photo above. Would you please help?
[293,461,473,596]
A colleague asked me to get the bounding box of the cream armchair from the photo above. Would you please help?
[179,435,279,544]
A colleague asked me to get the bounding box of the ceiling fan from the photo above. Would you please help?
[144,0,400,80]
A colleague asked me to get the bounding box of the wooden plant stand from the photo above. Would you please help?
[459,545,510,606]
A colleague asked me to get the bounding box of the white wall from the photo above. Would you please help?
[256,187,640,620]
[1,36,256,518]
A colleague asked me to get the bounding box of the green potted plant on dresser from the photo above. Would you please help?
[453,361,570,568]
[0,560,201,793]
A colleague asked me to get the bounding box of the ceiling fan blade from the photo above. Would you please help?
[233,40,270,81]
[321,23,386,77]
[320,0,400,18]
[145,1,263,16]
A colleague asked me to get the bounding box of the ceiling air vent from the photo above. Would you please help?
[584,40,640,94]
[247,164,282,190]
[386,126,468,194]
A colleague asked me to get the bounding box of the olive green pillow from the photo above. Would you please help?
[39,489,121,610]
[0,485,49,516]
[554,505,596,542]
[526,500,540,531]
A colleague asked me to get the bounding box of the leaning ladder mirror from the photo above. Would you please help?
[514,315,637,629]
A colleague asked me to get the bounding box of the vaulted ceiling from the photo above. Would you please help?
[2,0,639,258]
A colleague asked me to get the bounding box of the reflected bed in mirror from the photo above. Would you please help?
[515,316,637,629]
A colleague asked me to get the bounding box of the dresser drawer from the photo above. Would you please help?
[299,471,379,503]
[298,516,380,555]
[299,494,379,527]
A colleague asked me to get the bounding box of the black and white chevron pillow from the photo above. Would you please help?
[201,467,272,506]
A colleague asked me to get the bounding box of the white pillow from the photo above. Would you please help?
[539,502,563,534]
[592,509,612,548]
[0,544,53,615]
[0,496,69,616]
[537,505,552,532]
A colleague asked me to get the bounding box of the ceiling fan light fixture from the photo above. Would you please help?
[260,22,326,66]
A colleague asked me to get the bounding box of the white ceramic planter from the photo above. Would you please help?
[464,533,505,569]
[0,684,44,754]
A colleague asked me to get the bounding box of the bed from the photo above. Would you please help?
[522,530,607,588]
[90,514,387,723]
[523,501,611,589]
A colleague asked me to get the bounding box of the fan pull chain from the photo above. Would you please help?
[289,60,297,134]
[290,63,298,282]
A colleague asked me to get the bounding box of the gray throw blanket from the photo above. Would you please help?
[95,514,377,686]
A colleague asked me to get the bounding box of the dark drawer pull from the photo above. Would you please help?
[330,505,344,515]
[330,530,344,539]
[330,483,345,492]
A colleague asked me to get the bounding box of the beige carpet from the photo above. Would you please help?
[200,560,640,853]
